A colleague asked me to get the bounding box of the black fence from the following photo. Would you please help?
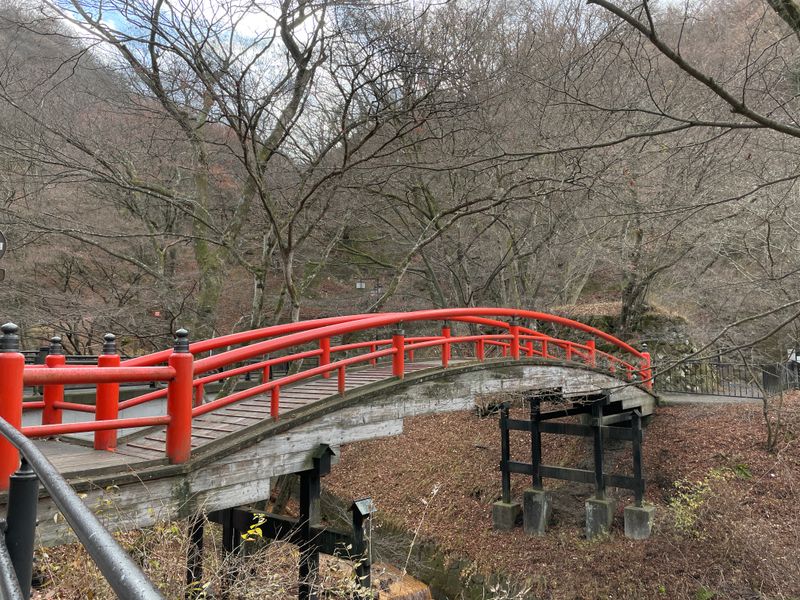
[0,417,163,599]
[655,360,800,399]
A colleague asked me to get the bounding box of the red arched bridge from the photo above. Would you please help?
[0,308,654,545]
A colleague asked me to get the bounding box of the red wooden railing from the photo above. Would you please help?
[0,309,652,488]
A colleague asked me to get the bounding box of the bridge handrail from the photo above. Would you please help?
[192,308,644,373]
[1,309,651,485]
[120,313,403,367]
[0,416,163,600]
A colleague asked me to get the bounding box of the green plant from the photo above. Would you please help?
[669,468,732,534]
[731,463,752,479]
[695,586,716,600]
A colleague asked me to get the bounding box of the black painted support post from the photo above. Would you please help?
[528,396,542,490]
[499,403,511,503]
[591,399,605,499]
[299,469,321,600]
[185,515,205,598]
[351,508,371,597]
[220,508,242,600]
[632,410,644,507]
[6,458,38,600]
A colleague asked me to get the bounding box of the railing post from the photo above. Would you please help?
[338,366,346,396]
[194,384,204,408]
[166,329,193,464]
[509,318,520,360]
[525,339,534,357]
[43,336,65,426]
[476,338,485,361]
[95,334,120,451]
[319,337,331,379]
[392,329,405,379]
[441,322,451,368]
[369,342,377,366]
[261,356,272,383]
[5,457,38,600]
[0,323,24,490]
[585,340,596,367]
[541,339,548,359]
[270,386,280,420]
[640,349,653,390]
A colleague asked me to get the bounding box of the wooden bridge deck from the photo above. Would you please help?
[32,360,446,478]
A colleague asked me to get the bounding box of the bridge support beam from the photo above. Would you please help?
[492,403,521,530]
[185,515,205,598]
[495,389,652,539]
[203,445,371,600]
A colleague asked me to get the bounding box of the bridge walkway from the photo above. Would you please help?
[32,359,449,478]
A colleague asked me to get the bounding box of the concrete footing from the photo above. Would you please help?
[491,501,521,531]
[585,495,616,539]
[624,504,655,539]
[522,488,550,535]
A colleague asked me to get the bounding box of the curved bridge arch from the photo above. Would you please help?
[0,308,655,543]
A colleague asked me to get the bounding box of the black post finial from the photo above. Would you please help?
[1,323,19,352]
[102,333,117,355]
[49,336,63,355]
[174,328,190,353]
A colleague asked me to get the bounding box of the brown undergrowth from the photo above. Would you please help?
[30,395,800,599]
[324,396,800,599]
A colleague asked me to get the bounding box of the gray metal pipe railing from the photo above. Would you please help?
[0,533,24,600]
[0,417,163,599]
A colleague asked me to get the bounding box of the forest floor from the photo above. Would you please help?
[324,394,800,600]
[29,394,800,599]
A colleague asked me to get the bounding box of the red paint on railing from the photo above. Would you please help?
[320,337,331,379]
[95,352,121,451]
[510,323,521,360]
[166,350,193,464]
[23,415,171,438]
[392,331,404,378]
[43,352,65,426]
[194,384,204,408]
[270,387,280,419]
[5,308,651,469]
[585,340,596,368]
[24,367,175,386]
[0,348,24,489]
[53,401,95,413]
[441,324,451,368]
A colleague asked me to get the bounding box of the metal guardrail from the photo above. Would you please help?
[656,360,800,399]
[0,417,163,600]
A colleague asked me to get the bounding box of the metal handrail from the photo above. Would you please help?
[0,417,163,600]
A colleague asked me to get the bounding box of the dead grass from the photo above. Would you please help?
[324,396,800,599]
[30,395,800,599]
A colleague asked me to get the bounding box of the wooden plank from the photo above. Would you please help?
[202,414,257,426]
[116,446,165,460]
[222,407,270,418]
[215,411,262,422]
[125,441,166,453]
[193,422,239,434]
